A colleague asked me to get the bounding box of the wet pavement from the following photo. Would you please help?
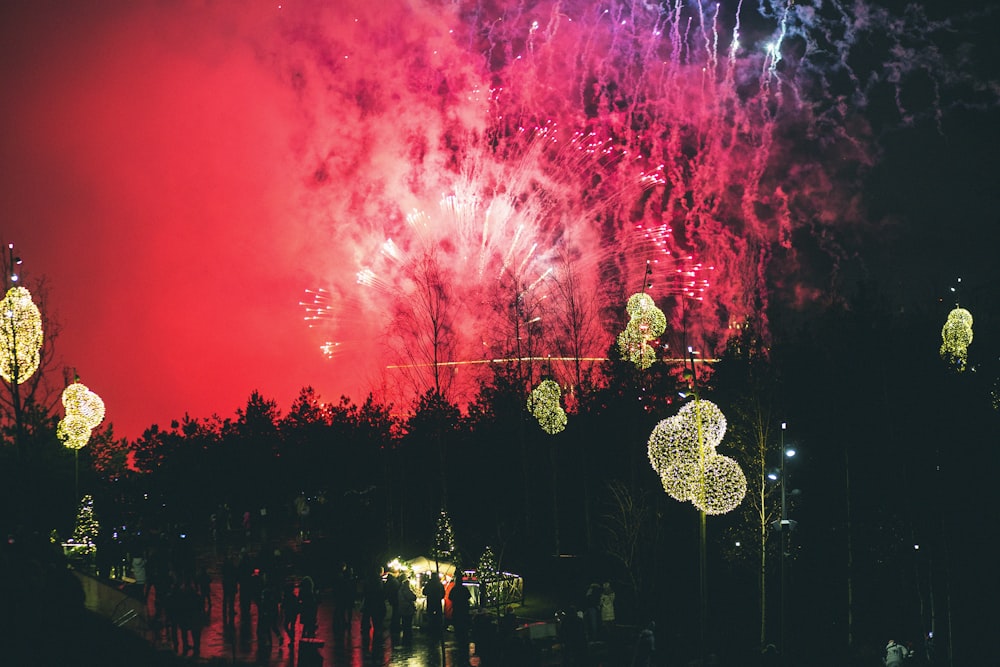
[105,537,520,666]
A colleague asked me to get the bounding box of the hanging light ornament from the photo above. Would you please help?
[692,454,748,515]
[619,292,667,369]
[647,399,746,513]
[940,307,973,371]
[626,292,657,318]
[59,381,105,452]
[0,286,44,384]
[57,413,92,450]
[528,379,567,434]
[62,382,106,430]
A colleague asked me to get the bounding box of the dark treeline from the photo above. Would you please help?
[2,281,998,666]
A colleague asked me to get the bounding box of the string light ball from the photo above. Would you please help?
[58,414,92,450]
[617,322,646,357]
[692,454,748,515]
[0,286,44,384]
[940,307,973,371]
[538,405,568,434]
[677,399,728,453]
[631,305,667,339]
[626,292,656,317]
[62,382,106,429]
[648,399,746,514]
[528,379,567,434]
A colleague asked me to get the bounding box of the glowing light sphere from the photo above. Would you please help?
[617,322,646,358]
[648,399,743,512]
[57,414,92,450]
[620,293,667,369]
[528,379,567,434]
[62,382,106,430]
[940,307,973,371]
[0,286,43,384]
[676,400,728,453]
[631,305,667,339]
[633,343,658,370]
[692,454,748,515]
[626,292,656,318]
[538,405,568,434]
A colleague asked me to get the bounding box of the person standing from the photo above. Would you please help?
[449,572,472,645]
[397,577,417,645]
[599,581,616,635]
[632,621,656,667]
[384,571,401,639]
[884,639,909,666]
[333,562,355,633]
[423,572,446,638]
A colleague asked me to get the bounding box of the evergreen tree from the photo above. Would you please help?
[69,494,98,555]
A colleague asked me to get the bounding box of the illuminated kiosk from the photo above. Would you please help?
[386,556,524,624]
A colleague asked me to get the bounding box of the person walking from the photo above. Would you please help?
[280,581,299,647]
[130,550,148,601]
[333,562,355,633]
[360,567,387,653]
[298,576,318,639]
[195,565,212,620]
[221,554,238,624]
[884,639,909,666]
[257,573,279,650]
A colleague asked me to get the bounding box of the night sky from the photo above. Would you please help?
[2,0,998,440]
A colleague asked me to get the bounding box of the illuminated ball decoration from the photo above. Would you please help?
[619,292,667,369]
[692,454,748,515]
[58,414,91,450]
[617,321,646,356]
[647,399,746,513]
[677,399,727,453]
[0,286,44,384]
[58,381,105,450]
[528,380,567,434]
[631,306,667,339]
[626,292,656,317]
[940,307,973,371]
[62,382,106,429]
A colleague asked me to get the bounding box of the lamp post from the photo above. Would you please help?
[778,422,797,666]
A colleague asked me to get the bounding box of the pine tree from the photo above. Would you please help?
[69,494,99,555]
[432,508,456,561]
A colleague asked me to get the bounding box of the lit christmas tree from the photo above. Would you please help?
[432,508,456,561]
[68,494,99,556]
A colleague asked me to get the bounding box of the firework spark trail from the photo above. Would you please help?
[284,0,990,403]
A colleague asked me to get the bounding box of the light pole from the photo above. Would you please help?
[778,422,797,666]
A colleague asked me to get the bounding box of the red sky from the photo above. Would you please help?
[4,1,998,440]
[0,2,355,439]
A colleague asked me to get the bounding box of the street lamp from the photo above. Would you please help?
[776,422,799,666]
